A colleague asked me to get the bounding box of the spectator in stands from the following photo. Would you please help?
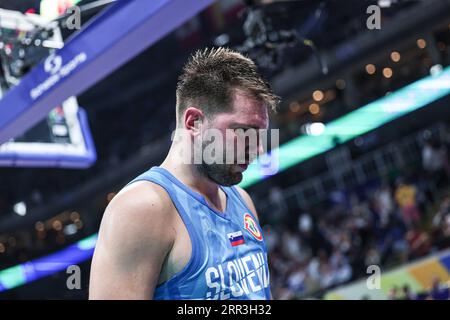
[364,246,381,272]
[373,182,394,227]
[388,285,399,300]
[428,277,450,300]
[286,262,308,295]
[329,248,353,284]
[298,213,313,235]
[307,249,329,290]
[379,217,409,266]
[401,284,416,300]
[318,263,336,289]
[269,186,288,223]
[422,137,449,188]
[281,229,304,263]
[423,137,447,172]
[431,195,450,250]
[405,223,431,259]
[395,178,421,228]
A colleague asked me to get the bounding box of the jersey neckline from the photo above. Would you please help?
[151,166,231,220]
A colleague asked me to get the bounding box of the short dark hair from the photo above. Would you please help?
[176,47,280,125]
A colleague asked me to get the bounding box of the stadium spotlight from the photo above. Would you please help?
[302,122,326,136]
[430,64,443,76]
[13,201,27,216]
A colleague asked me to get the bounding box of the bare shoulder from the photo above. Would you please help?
[98,180,176,255]
[90,180,176,299]
[234,185,259,221]
[111,180,174,218]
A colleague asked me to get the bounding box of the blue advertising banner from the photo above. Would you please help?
[0,0,215,144]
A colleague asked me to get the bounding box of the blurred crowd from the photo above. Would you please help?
[266,135,450,300]
[387,277,450,300]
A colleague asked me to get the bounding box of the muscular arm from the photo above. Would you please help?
[89,182,175,299]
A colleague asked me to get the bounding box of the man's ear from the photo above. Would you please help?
[184,107,204,135]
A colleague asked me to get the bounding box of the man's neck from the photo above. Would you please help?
[160,144,223,208]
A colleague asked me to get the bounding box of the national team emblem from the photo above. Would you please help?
[227,231,245,247]
[244,213,263,241]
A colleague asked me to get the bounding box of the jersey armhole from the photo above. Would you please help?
[230,186,269,252]
[127,177,201,296]
[230,186,260,222]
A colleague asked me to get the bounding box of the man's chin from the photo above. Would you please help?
[218,171,243,187]
[234,171,243,183]
[199,163,245,186]
[220,172,243,186]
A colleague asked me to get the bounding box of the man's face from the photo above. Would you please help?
[196,90,269,186]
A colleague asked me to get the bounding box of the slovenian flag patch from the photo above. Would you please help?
[227,231,245,247]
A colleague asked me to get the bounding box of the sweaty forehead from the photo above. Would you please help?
[215,89,269,129]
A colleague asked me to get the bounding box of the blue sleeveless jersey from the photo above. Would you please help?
[127,166,271,300]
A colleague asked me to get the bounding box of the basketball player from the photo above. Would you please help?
[89,47,280,300]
